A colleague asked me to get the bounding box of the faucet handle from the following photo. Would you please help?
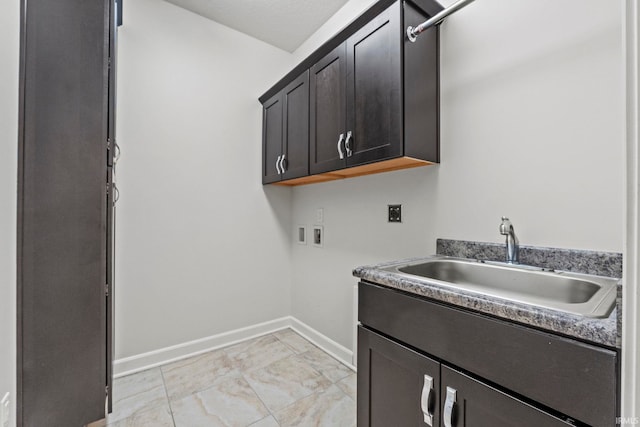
[499,217,512,235]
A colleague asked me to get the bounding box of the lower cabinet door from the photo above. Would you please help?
[440,365,573,427]
[357,326,440,427]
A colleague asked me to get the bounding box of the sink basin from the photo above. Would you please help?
[383,257,618,318]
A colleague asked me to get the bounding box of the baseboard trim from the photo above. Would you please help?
[113,316,355,378]
[113,317,290,378]
[289,317,356,371]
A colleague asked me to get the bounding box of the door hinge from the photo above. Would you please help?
[105,283,109,297]
[105,385,109,397]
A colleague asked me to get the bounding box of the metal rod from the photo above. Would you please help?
[407,0,476,42]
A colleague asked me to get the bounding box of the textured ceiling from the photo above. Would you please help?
[164,0,351,52]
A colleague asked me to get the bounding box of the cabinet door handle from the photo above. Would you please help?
[280,154,286,173]
[275,155,282,174]
[113,141,121,165]
[443,386,457,427]
[112,183,120,205]
[337,133,345,159]
[345,131,353,157]
[421,375,434,426]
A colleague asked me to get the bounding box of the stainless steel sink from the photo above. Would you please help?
[382,257,618,318]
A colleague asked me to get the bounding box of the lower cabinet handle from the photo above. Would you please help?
[280,154,286,173]
[421,375,434,426]
[337,133,345,159]
[275,155,282,174]
[345,130,353,157]
[443,386,457,427]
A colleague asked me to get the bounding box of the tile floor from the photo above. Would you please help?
[106,329,356,426]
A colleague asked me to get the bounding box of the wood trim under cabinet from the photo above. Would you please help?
[274,156,435,186]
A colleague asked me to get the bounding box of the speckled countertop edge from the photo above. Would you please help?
[353,257,620,349]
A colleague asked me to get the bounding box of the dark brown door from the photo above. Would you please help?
[18,0,111,425]
[346,4,402,167]
[106,0,119,413]
[310,43,347,174]
[440,366,573,427]
[106,165,115,414]
[282,71,309,181]
[262,92,283,184]
[357,327,440,427]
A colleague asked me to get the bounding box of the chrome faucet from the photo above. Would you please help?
[499,217,519,264]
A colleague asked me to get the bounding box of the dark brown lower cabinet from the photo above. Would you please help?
[357,327,440,427]
[358,281,618,427]
[357,326,573,427]
[439,366,572,427]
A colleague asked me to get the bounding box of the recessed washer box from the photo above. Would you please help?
[313,225,324,247]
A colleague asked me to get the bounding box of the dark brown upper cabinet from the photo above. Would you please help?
[311,5,402,175]
[345,6,403,168]
[310,43,347,175]
[262,71,310,184]
[261,0,442,186]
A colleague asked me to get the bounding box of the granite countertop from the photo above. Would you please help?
[353,240,622,349]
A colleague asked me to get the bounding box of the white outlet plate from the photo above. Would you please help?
[1,392,9,427]
[316,208,324,223]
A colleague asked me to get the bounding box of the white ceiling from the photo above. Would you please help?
[164,0,351,52]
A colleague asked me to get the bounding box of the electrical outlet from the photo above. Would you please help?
[297,225,307,245]
[316,208,324,223]
[388,204,402,222]
[1,392,10,427]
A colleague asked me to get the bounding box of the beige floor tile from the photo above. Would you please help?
[162,349,236,401]
[336,373,356,401]
[273,329,318,354]
[244,354,332,412]
[224,335,294,372]
[171,374,269,427]
[107,368,169,424]
[275,385,355,427]
[297,347,353,383]
[249,415,280,427]
[108,404,174,427]
[108,334,356,427]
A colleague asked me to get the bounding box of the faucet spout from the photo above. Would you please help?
[499,216,519,264]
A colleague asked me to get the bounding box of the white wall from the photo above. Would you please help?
[116,0,624,362]
[292,0,377,62]
[0,0,19,425]
[290,0,624,349]
[114,0,296,358]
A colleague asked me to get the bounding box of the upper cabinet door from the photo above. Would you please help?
[282,71,310,181]
[262,92,283,184]
[346,4,402,167]
[310,43,347,175]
